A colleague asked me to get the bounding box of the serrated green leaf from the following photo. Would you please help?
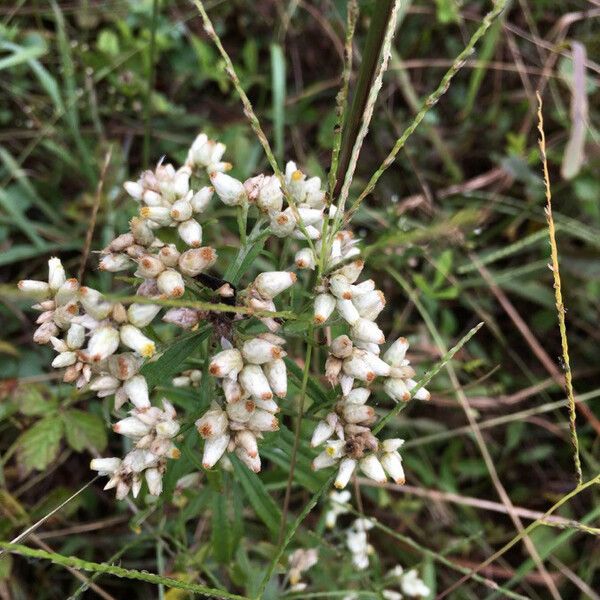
[141,326,211,389]
[231,455,281,536]
[17,416,63,473]
[62,409,107,452]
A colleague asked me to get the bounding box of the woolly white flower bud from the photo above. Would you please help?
[293,225,321,240]
[209,349,243,379]
[99,253,132,272]
[350,318,385,345]
[136,255,165,279]
[79,287,112,320]
[359,454,387,483]
[120,324,156,357]
[178,247,217,276]
[334,259,364,284]
[157,269,185,298]
[226,399,255,423]
[156,419,180,438]
[241,338,284,364]
[235,430,259,458]
[362,352,392,377]
[66,323,85,349]
[262,359,287,398]
[126,303,160,328]
[381,451,405,484]
[342,404,375,424]
[297,207,323,227]
[130,217,155,245]
[270,210,296,237]
[170,198,193,222]
[343,350,376,382]
[52,351,77,368]
[90,457,121,474]
[203,434,230,468]
[345,387,371,405]
[314,293,336,324]
[312,450,338,471]
[335,457,357,489]
[145,467,163,496]
[383,378,411,402]
[222,377,243,403]
[140,206,172,226]
[48,258,66,290]
[331,335,353,358]
[329,274,353,300]
[353,289,386,321]
[55,279,79,306]
[87,325,120,362]
[256,176,283,213]
[196,406,228,439]
[178,219,203,247]
[295,248,316,270]
[383,337,409,367]
[122,375,151,410]
[18,279,50,298]
[248,408,279,432]
[406,378,430,401]
[162,307,199,330]
[337,298,360,325]
[253,271,297,299]
[235,447,261,472]
[311,419,335,448]
[124,181,143,200]
[113,416,151,438]
[239,365,273,400]
[210,172,247,206]
[190,186,213,213]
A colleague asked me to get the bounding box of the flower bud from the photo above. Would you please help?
[140,206,172,226]
[90,457,121,474]
[235,431,259,458]
[335,457,357,489]
[33,321,59,344]
[253,271,297,299]
[178,247,217,276]
[209,349,243,378]
[314,293,336,324]
[18,279,50,298]
[79,287,112,320]
[325,355,343,386]
[381,452,405,484]
[311,419,335,447]
[54,279,79,306]
[235,447,261,472]
[222,378,243,403]
[342,404,375,424]
[241,338,284,364]
[130,217,155,246]
[170,198,193,222]
[270,210,296,237]
[345,388,371,405]
[329,274,353,300]
[256,176,283,213]
[383,337,409,367]
[334,259,364,284]
[156,419,180,438]
[136,255,165,279]
[359,454,387,483]
[350,318,385,345]
[353,289,385,320]
[295,248,316,270]
[99,253,132,272]
[113,416,151,438]
[247,408,279,432]
[52,351,77,368]
[293,225,321,240]
[157,269,185,298]
[337,298,360,325]
[197,406,229,439]
[297,207,323,226]
[226,399,255,423]
[178,219,203,247]
[120,324,156,357]
[343,351,376,382]
[190,186,213,213]
[383,377,410,402]
[108,352,143,380]
[312,450,338,471]
[126,303,160,328]
[239,365,273,400]
[362,352,392,377]
[382,438,404,453]
[145,467,163,496]
[210,172,247,206]
[331,335,353,358]
[203,434,230,468]
[48,257,66,290]
[66,323,85,349]
[123,375,151,410]
[105,232,135,253]
[262,359,287,398]
[124,181,143,200]
[406,378,430,401]
[87,325,120,362]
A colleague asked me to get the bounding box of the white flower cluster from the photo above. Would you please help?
[196,332,289,472]
[345,518,375,570]
[90,399,180,499]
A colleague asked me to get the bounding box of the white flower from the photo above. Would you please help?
[120,324,156,357]
[314,293,336,324]
[253,271,297,299]
[210,172,247,206]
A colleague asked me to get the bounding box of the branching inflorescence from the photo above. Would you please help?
[19,131,429,501]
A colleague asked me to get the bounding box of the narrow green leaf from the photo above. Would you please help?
[0,45,45,71]
[231,455,281,536]
[141,326,211,389]
[211,489,233,564]
[270,43,286,164]
[0,187,46,249]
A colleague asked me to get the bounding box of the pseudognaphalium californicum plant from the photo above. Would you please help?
[19,131,430,501]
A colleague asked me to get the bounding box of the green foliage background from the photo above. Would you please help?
[0,0,599,598]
